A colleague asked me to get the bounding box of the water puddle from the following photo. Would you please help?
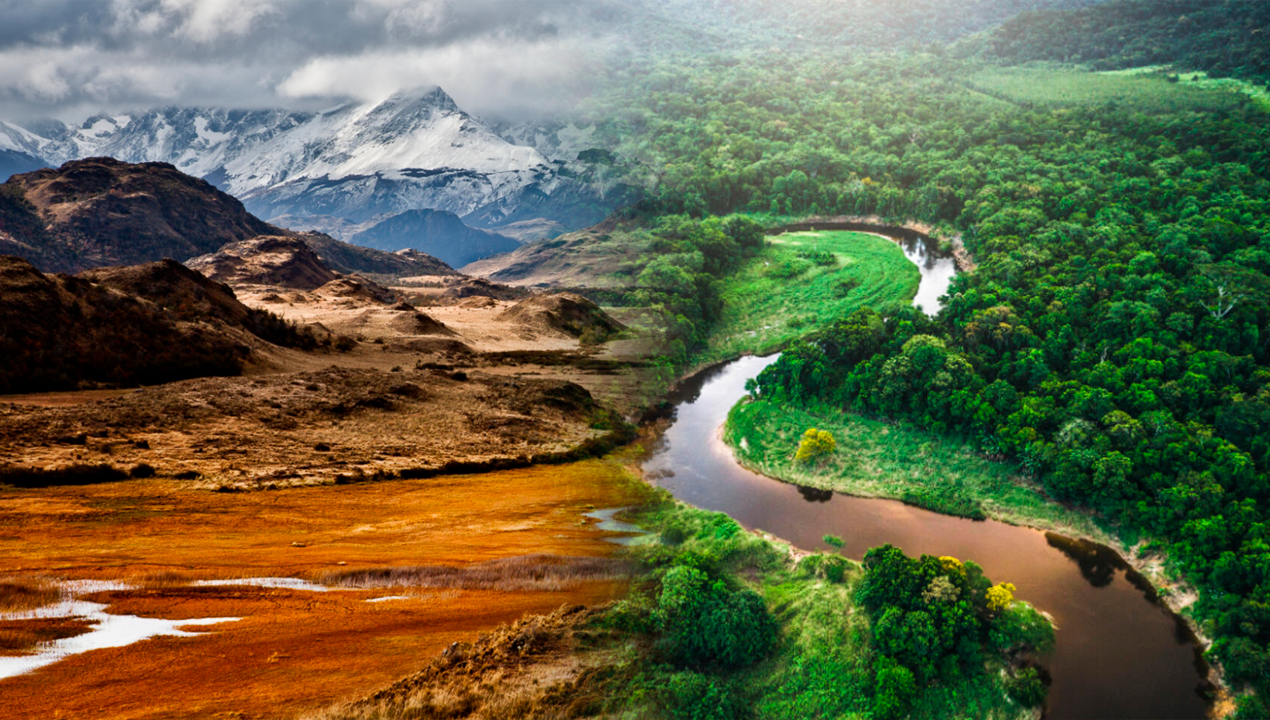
[0,576,336,680]
[0,597,238,680]
[584,507,647,545]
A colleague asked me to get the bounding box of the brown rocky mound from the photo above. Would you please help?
[323,604,620,720]
[459,296,499,309]
[2,157,279,273]
[188,235,338,290]
[314,277,397,305]
[78,259,253,326]
[384,307,455,336]
[498,293,625,341]
[442,277,529,301]
[0,255,250,394]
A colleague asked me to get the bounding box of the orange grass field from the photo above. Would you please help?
[0,459,645,720]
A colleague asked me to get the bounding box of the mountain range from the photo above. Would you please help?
[0,87,637,258]
[0,157,460,278]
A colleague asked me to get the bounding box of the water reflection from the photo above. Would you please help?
[796,484,834,503]
[1046,533,1124,589]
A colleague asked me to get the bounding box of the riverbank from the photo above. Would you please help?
[650,353,1215,718]
[725,398,1111,541]
[721,394,1228,709]
[698,229,919,367]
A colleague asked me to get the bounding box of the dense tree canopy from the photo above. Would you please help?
[982,0,1270,83]
[858,545,1053,716]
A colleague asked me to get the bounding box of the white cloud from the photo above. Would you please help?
[278,36,600,117]
[160,0,282,43]
[0,0,622,120]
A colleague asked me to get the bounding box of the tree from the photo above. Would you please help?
[654,565,778,670]
[1197,263,1270,321]
[986,582,1016,613]
[796,428,836,463]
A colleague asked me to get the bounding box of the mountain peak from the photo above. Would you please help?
[382,86,459,113]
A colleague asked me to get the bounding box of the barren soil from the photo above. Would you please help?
[0,364,617,490]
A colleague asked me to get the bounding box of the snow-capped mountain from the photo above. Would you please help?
[8,87,630,232]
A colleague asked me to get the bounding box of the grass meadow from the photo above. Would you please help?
[965,66,1254,114]
[699,230,918,365]
[724,398,1108,541]
[1100,65,1270,111]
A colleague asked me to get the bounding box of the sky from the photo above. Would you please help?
[0,0,623,122]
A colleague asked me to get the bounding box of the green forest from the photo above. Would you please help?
[982,0,1270,83]
[560,0,1270,715]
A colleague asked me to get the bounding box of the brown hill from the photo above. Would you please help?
[78,259,322,350]
[2,158,279,273]
[78,259,253,326]
[298,232,457,279]
[443,277,530,301]
[461,228,649,288]
[187,235,339,290]
[497,293,625,342]
[0,255,251,394]
[314,277,398,305]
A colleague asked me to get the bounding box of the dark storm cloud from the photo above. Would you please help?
[0,0,623,121]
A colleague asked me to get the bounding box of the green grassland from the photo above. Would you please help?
[966,66,1252,113]
[724,398,1108,542]
[699,230,919,365]
[1098,65,1270,112]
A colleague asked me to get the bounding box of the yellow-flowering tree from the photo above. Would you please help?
[795,428,836,464]
[986,582,1017,613]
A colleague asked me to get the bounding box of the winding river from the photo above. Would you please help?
[643,230,1212,719]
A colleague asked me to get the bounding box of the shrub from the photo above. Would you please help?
[795,428,836,464]
[989,602,1055,654]
[656,672,747,720]
[0,464,129,488]
[797,248,837,266]
[1005,667,1048,707]
[129,463,156,478]
[797,553,849,583]
[872,659,917,720]
[662,526,688,545]
[654,565,778,670]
